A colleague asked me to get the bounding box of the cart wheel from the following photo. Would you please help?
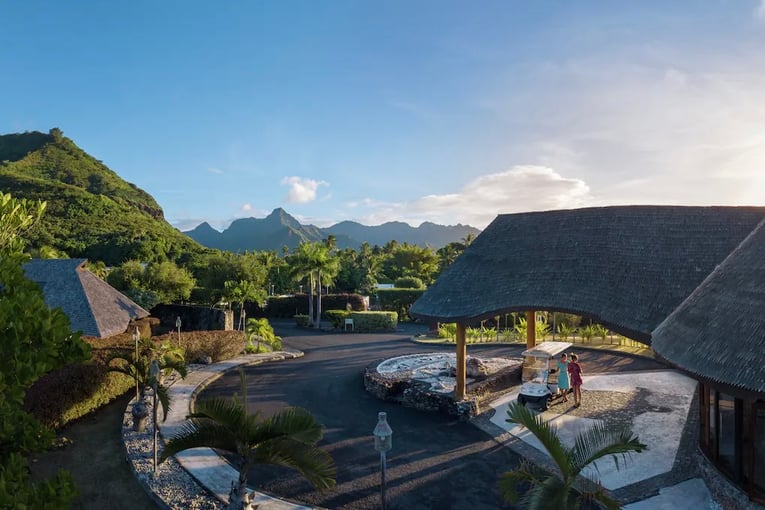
[542,396,552,411]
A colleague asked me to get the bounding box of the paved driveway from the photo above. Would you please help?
[201,324,665,510]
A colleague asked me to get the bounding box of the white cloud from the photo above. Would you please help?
[280,176,328,203]
[479,51,765,209]
[208,167,224,174]
[755,0,765,22]
[347,166,591,228]
[240,203,253,212]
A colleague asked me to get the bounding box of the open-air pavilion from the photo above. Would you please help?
[410,205,765,506]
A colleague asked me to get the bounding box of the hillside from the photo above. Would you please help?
[0,129,206,265]
[185,208,481,251]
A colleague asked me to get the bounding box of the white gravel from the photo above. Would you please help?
[122,384,224,509]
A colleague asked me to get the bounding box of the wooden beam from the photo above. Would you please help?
[526,311,536,349]
[455,323,467,401]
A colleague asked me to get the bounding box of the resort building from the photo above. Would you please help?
[410,205,765,506]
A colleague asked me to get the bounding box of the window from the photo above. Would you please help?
[718,393,736,475]
[753,402,765,500]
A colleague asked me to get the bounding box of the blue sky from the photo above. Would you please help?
[3,1,765,231]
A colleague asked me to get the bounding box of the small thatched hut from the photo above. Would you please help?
[410,205,765,505]
[23,258,148,338]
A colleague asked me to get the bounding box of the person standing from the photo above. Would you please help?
[567,353,583,407]
[556,353,570,403]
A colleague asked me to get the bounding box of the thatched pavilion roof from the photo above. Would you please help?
[410,206,765,343]
[23,258,148,338]
[652,219,765,393]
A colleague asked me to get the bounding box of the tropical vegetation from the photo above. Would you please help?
[160,372,336,510]
[499,402,647,510]
[0,192,92,508]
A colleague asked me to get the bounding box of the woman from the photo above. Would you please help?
[567,353,583,407]
[556,353,570,402]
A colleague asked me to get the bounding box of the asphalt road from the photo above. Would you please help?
[201,324,665,510]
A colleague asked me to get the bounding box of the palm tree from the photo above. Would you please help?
[107,338,188,426]
[499,402,647,510]
[160,373,336,510]
[245,317,282,353]
[288,242,339,328]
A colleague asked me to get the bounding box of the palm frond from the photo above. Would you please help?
[248,407,324,446]
[498,458,549,503]
[570,422,647,476]
[160,420,242,462]
[249,437,336,491]
[523,476,575,510]
[506,402,572,477]
[191,397,248,432]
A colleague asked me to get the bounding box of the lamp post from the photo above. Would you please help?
[132,327,140,400]
[175,316,182,347]
[373,412,393,510]
[150,359,160,475]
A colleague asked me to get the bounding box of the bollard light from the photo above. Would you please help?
[373,412,393,510]
[132,327,140,400]
[175,316,182,346]
[150,359,160,474]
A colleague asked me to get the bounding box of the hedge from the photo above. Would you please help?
[374,288,426,321]
[294,314,311,327]
[325,309,350,328]
[263,293,366,318]
[25,329,250,430]
[350,311,398,331]
[25,349,133,430]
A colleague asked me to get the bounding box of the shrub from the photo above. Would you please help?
[438,322,457,340]
[25,349,133,430]
[350,311,397,331]
[166,330,245,363]
[325,309,351,328]
[394,276,425,289]
[245,318,282,353]
[375,288,426,321]
[294,314,311,328]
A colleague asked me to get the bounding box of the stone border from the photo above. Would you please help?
[122,349,321,510]
[363,356,522,419]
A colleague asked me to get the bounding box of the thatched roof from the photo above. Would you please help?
[410,206,765,343]
[23,258,148,338]
[652,219,765,393]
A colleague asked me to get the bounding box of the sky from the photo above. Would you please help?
[2,1,765,232]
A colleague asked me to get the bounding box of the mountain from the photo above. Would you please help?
[185,209,481,252]
[0,129,206,265]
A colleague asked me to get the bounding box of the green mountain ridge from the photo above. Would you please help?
[185,207,482,251]
[0,129,205,265]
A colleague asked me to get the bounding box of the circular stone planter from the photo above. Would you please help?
[363,353,523,419]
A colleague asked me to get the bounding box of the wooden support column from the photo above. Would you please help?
[526,311,536,349]
[455,323,467,401]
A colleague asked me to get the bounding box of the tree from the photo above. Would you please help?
[0,192,92,507]
[287,242,339,328]
[160,372,336,510]
[245,317,282,353]
[224,279,266,331]
[107,337,187,423]
[380,243,439,285]
[499,402,646,510]
[144,260,196,303]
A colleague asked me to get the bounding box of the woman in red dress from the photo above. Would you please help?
[567,354,583,407]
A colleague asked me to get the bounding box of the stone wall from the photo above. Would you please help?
[151,304,233,332]
[364,362,522,420]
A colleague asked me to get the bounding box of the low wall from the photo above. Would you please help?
[151,304,233,332]
[697,449,764,510]
[364,361,522,419]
